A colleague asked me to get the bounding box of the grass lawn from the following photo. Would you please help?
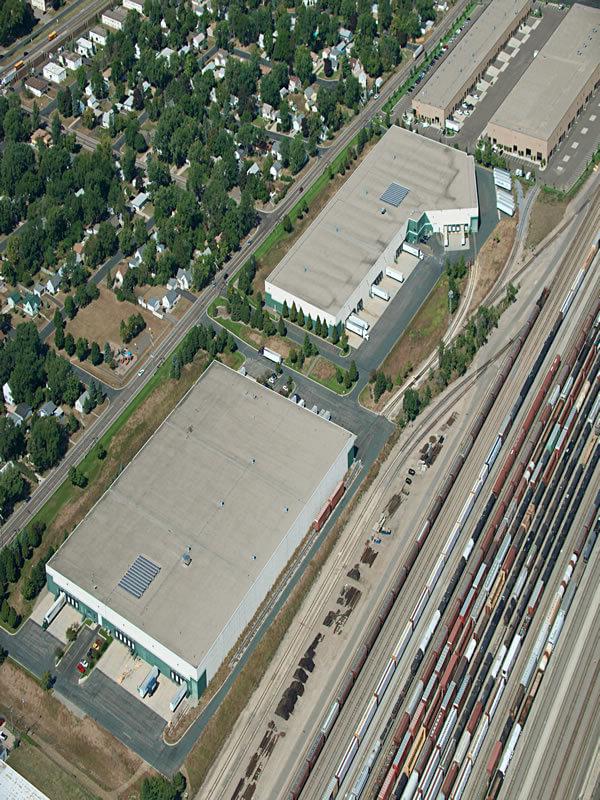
[8,741,100,800]
[526,192,569,251]
[209,300,352,395]
[66,285,171,352]
[361,275,450,411]
[0,661,140,792]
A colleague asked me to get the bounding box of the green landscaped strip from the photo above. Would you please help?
[209,301,352,396]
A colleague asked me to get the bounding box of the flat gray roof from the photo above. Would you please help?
[488,4,600,142]
[48,362,354,667]
[414,0,531,112]
[267,126,477,317]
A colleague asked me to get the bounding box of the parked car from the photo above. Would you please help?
[76,659,88,673]
[408,468,416,476]
[267,373,277,386]
[0,732,7,741]
[405,477,412,485]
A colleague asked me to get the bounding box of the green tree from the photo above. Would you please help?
[68,466,88,488]
[40,671,53,691]
[89,341,102,365]
[289,134,307,174]
[403,387,420,421]
[75,337,89,361]
[64,332,75,357]
[28,417,68,471]
[348,360,358,383]
[64,295,77,320]
[0,416,26,461]
[277,316,286,337]
[283,214,292,233]
[170,355,181,380]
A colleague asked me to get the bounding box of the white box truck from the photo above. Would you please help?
[262,346,282,365]
[385,267,404,283]
[402,242,423,259]
[346,319,370,340]
[370,284,390,301]
[347,313,369,331]
[138,666,159,698]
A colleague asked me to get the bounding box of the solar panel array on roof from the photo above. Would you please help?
[380,182,409,207]
[119,555,160,599]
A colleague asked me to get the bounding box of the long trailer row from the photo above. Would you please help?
[287,289,551,800]
[373,309,600,800]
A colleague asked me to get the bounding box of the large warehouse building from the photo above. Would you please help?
[265,126,478,330]
[486,3,600,164]
[412,0,532,126]
[46,362,356,701]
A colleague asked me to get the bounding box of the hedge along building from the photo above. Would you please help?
[264,126,479,330]
[486,3,600,165]
[46,362,356,700]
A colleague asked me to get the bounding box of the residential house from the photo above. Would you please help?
[246,161,260,176]
[89,26,108,47]
[214,49,228,68]
[166,277,178,291]
[128,249,143,270]
[176,268,192,290]
[31,0,48,10]
[375,76,384,92]
[270,161,283,180]
[23,294,41,317]
[24,76,47,98]
[131,192,148,213]
[32,282,45,297]
[162,290,180,311]
[31,128,52,147]
[101,110,114,129]
[10,404,32,426]
[292,113,305,133]
[2,382,14,405]
[192,32,205,49]
[302,0,317,7]
[304,86,317,111]
[123,0,144,13]
[114,264,128,288]
[75,391,89,414]
[62,52,83,71]
[157,46,175,62]
[43,62,67,84]
[271,141,283,161]
[6,291,21,310]
[339,27,353,42]
[39,401,58,417]
[101,7,128,31]
[76,37,94,58]
[73,242,85,263]
[262,103,276,122]
[46,274,62,295]
[140,296,162,315]
[288,75,302,94]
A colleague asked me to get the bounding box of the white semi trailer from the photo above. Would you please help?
[385,267,404,283]
[370,284,390,301]
[346,319,369,340]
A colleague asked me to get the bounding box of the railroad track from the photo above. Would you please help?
[288,202,600,799]
[200,333,514,798]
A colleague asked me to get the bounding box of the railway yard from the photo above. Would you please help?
[203,185,600,800]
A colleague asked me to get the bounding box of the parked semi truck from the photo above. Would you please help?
[385,267,404,283]
[347,314,369,331]
[42,592,66,629]
[413,44,424,59]
[370,284,390,301]
[138,666,159,698]
[346,319,369,340]
[262,346,283,365]
[402,241,424,259]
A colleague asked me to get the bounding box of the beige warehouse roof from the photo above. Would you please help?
[488,4,600,142]
[48,362,354,667]
[414,0,531,111]
[268,126,477,317]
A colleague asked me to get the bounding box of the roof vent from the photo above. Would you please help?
[251,457,256,464]
[284,506,289,513]
[182,547,192,567]
[218,499,225,508]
